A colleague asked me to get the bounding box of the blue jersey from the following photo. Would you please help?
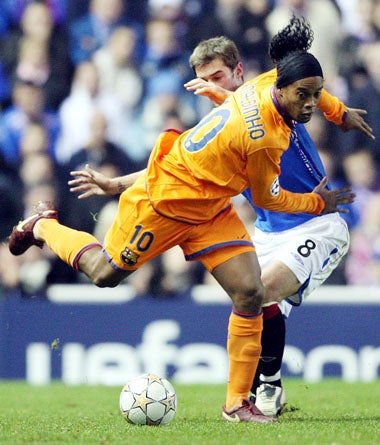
[243,122,328,232]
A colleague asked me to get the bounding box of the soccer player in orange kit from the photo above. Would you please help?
[9,27,356,422]
[66,18,374,417]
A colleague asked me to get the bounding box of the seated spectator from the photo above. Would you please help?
[62,109,139,234]
[134,90,196,164]
[19,121,49,157]
[140,17,191,103]
[0,1,72,110]
[14,36,50,87]
[65,109,140,174]
[2,0,70,27]
[184,0,245,54]
[0,151,22,241]
[0,79,60,168]
[345,193,380,285]
[92,26,143,113]
[68,0,144,65]
[342,147,380,229]
[337,41,380,160]
[237,0,273,72]
[0,242,22,297]
[55,61,127,164]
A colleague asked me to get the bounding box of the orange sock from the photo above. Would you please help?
[226,309,263,410]
[36,219,101,269]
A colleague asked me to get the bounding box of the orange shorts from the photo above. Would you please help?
[103,176,254,272]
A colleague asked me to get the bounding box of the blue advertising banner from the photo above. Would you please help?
[0,285,379,385]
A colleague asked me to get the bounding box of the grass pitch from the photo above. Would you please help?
[0,379,379,445]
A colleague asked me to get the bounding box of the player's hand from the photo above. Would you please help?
[68,164,113,199]
[339,108,375,140]
[313,177,356,214]
[184,78,232,105]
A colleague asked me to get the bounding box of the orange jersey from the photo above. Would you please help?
[145,74,327,224]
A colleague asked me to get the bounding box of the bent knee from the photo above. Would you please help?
[232,282,265,314]
[92,275,118,288]
[90,267,125,288]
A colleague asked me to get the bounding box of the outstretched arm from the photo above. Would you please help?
[246,150,355,215]
[339,107,375,139]
[68,164,146,199]
[318,90,375,140]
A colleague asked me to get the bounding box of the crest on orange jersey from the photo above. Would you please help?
[121,248,139,266]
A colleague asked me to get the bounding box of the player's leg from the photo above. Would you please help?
[212,250,264,403]
[211,251,275,423]
[252,214,350,416]
[186,207,276,422]
[8,200,134,287]
[251,259,295,416]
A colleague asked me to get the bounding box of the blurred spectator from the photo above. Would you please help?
[62,110,138,234]
[141,18,191,102]
[265,0,344,87]
[15,36,50,86]
[0,1,72,109]
[345,193,380,285]
[92,25,143,113]
[337,41,380,162]
[148,0,184,20]
[65,109,139,175]
[15,181,77,295]
[20,152,54,189]
[184,0,245,52]
[135,90,196,163]
[237,0,273,72]
[0,79,60,168]
[338,0,380,92]
[0,150,22,240]
[19,121,49,157]
[147,0,189,44]
[55,61,127,164]
[2,0,70,27]
[68,0,144,65]
[317,147,355,285]
[0,242,22,298]
[342,147,380,230]
[124,16,194,162]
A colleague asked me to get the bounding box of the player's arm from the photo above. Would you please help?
[68,164,146,199]
[246,149,355,215]
[318,90,375,139]
[184,78,232,106]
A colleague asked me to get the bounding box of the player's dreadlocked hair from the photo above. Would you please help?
[269,15,314,64]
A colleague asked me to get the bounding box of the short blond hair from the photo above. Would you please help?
[189,36,241,73]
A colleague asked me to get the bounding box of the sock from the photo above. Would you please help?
[226,309,262,410]
[251,304,286,394]
[36,219,101,269]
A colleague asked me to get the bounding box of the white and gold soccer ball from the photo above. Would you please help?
[119,373,177,426]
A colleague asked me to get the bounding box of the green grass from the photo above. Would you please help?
[0,379,379,445]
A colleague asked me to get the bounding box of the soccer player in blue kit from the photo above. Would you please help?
[68,17,375,417]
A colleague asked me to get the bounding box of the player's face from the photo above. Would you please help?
[278,76,323,123]
[195,58,244,92]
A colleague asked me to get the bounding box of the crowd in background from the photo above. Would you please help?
[1,0,380,298]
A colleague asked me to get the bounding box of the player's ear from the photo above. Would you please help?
[235,62,244,80]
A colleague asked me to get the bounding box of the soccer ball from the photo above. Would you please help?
[119,373,177,426]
